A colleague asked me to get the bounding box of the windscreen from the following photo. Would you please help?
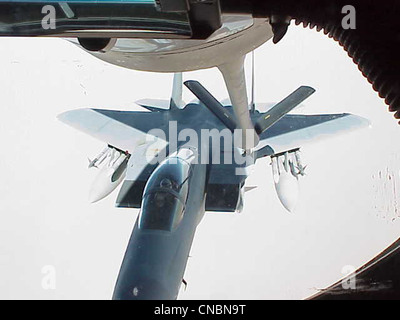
[138,157,191,232]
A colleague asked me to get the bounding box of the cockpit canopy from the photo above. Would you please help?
[138,155,191,232]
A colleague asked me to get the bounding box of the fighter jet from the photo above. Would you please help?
[58,72,370,300]
[0,0,395,300]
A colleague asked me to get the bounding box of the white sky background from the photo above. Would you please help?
[0,25,400,300]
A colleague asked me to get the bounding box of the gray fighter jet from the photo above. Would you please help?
[58,74,369,300]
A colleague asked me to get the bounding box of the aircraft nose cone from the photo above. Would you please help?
[113,277,173,300]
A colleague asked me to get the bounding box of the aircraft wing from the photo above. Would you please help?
[59,108,369,157]
[58,107,169,209]
[255,113,371,156]
[58,108,167,153]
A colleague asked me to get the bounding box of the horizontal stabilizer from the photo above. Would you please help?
[254,86,316,135]
[244,186,257,193]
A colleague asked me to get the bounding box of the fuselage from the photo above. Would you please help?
[113,149,208,300]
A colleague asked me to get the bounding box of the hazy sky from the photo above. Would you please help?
[0,25,400,299]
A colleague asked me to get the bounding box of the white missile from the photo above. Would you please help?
[89,151,128,203]
[88,146,110,169]
[271,152,300,213]
[294,150,307,176]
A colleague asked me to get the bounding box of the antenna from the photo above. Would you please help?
[250,51,256,113]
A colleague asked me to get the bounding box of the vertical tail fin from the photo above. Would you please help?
[170,73,185,109]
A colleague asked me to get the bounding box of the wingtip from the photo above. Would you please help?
[345,113,372,128]
[57,108,95,125]
[56,110,71,124]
